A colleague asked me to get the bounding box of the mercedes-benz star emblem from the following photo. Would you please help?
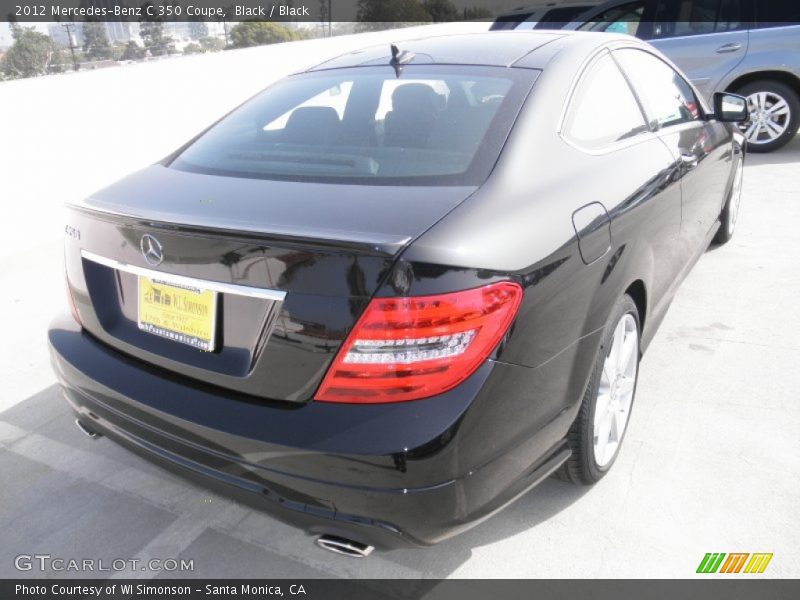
[140,234,164,266]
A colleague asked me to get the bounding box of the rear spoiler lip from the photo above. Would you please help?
[66,201,412,257]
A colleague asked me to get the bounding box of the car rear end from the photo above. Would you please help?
[52,198,568,548]
[49,55,570,547]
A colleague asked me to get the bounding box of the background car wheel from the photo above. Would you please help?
[714,155,744,245]
[734,80,800,153]
[557,294,640,485]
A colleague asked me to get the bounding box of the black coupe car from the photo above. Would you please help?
[50,31,747,556]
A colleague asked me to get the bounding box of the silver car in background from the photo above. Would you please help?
[568,0,800,151]
[496,0,800,152]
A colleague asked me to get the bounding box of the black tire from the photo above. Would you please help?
[734,80,800,153]
[557,294,640,485]
[713,154,744,245]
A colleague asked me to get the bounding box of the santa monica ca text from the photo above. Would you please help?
[16,584,306,596]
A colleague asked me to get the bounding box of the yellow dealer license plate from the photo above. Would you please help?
[138,277,217,352]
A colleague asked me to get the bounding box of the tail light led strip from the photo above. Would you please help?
[315,282,522,404]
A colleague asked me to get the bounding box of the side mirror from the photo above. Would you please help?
[712,92,749,122]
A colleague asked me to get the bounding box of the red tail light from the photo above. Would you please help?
[315,281,523,404]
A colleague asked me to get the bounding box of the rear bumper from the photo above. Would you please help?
[48,313,573,548]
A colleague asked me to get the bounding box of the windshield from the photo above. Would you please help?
[171,65,537,186]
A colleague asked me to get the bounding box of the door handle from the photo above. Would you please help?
[716,42,742,53]
[681,153,699,169]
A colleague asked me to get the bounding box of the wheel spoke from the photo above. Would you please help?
[595,390,612,422]
[620,335,637,376]
[613,320,626,372]
[593,410,613,459]
[764,119,783,140]
[602,357,615,385]
[616,375,635,397]
[767,99,788,117]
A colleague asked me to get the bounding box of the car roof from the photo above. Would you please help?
[305,31,635,72]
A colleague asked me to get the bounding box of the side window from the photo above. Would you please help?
[578,1,647,37]
[614,49,702,130]
[563,52,648,150]
[754,2,800,28]
[532,6,597,29]
[490,13,535,30]
[652,0,744,39]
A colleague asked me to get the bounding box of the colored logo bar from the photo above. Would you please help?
[697,553,773,574]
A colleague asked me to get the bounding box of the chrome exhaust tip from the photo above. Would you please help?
[75,419,102,439]
[315,535,374,558]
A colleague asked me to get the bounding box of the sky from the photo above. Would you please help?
[1,22,51,48]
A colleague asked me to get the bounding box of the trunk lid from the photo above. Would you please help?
[65,165,476,403]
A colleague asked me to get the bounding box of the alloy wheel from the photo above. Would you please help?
[593,313,639,468]
[741,91,792,146]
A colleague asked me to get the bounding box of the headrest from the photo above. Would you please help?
[283,106,340,144]
[391,84,440,112]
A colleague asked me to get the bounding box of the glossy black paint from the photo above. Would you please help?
[50,32,744,547]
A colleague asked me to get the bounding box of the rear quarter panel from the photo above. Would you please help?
[398,50,684,461]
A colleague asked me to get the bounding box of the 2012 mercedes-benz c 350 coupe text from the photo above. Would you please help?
[49,31,748,555]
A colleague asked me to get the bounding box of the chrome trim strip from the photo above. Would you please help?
[81,250,287,302]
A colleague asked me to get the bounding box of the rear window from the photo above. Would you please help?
[171,66,536,186]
